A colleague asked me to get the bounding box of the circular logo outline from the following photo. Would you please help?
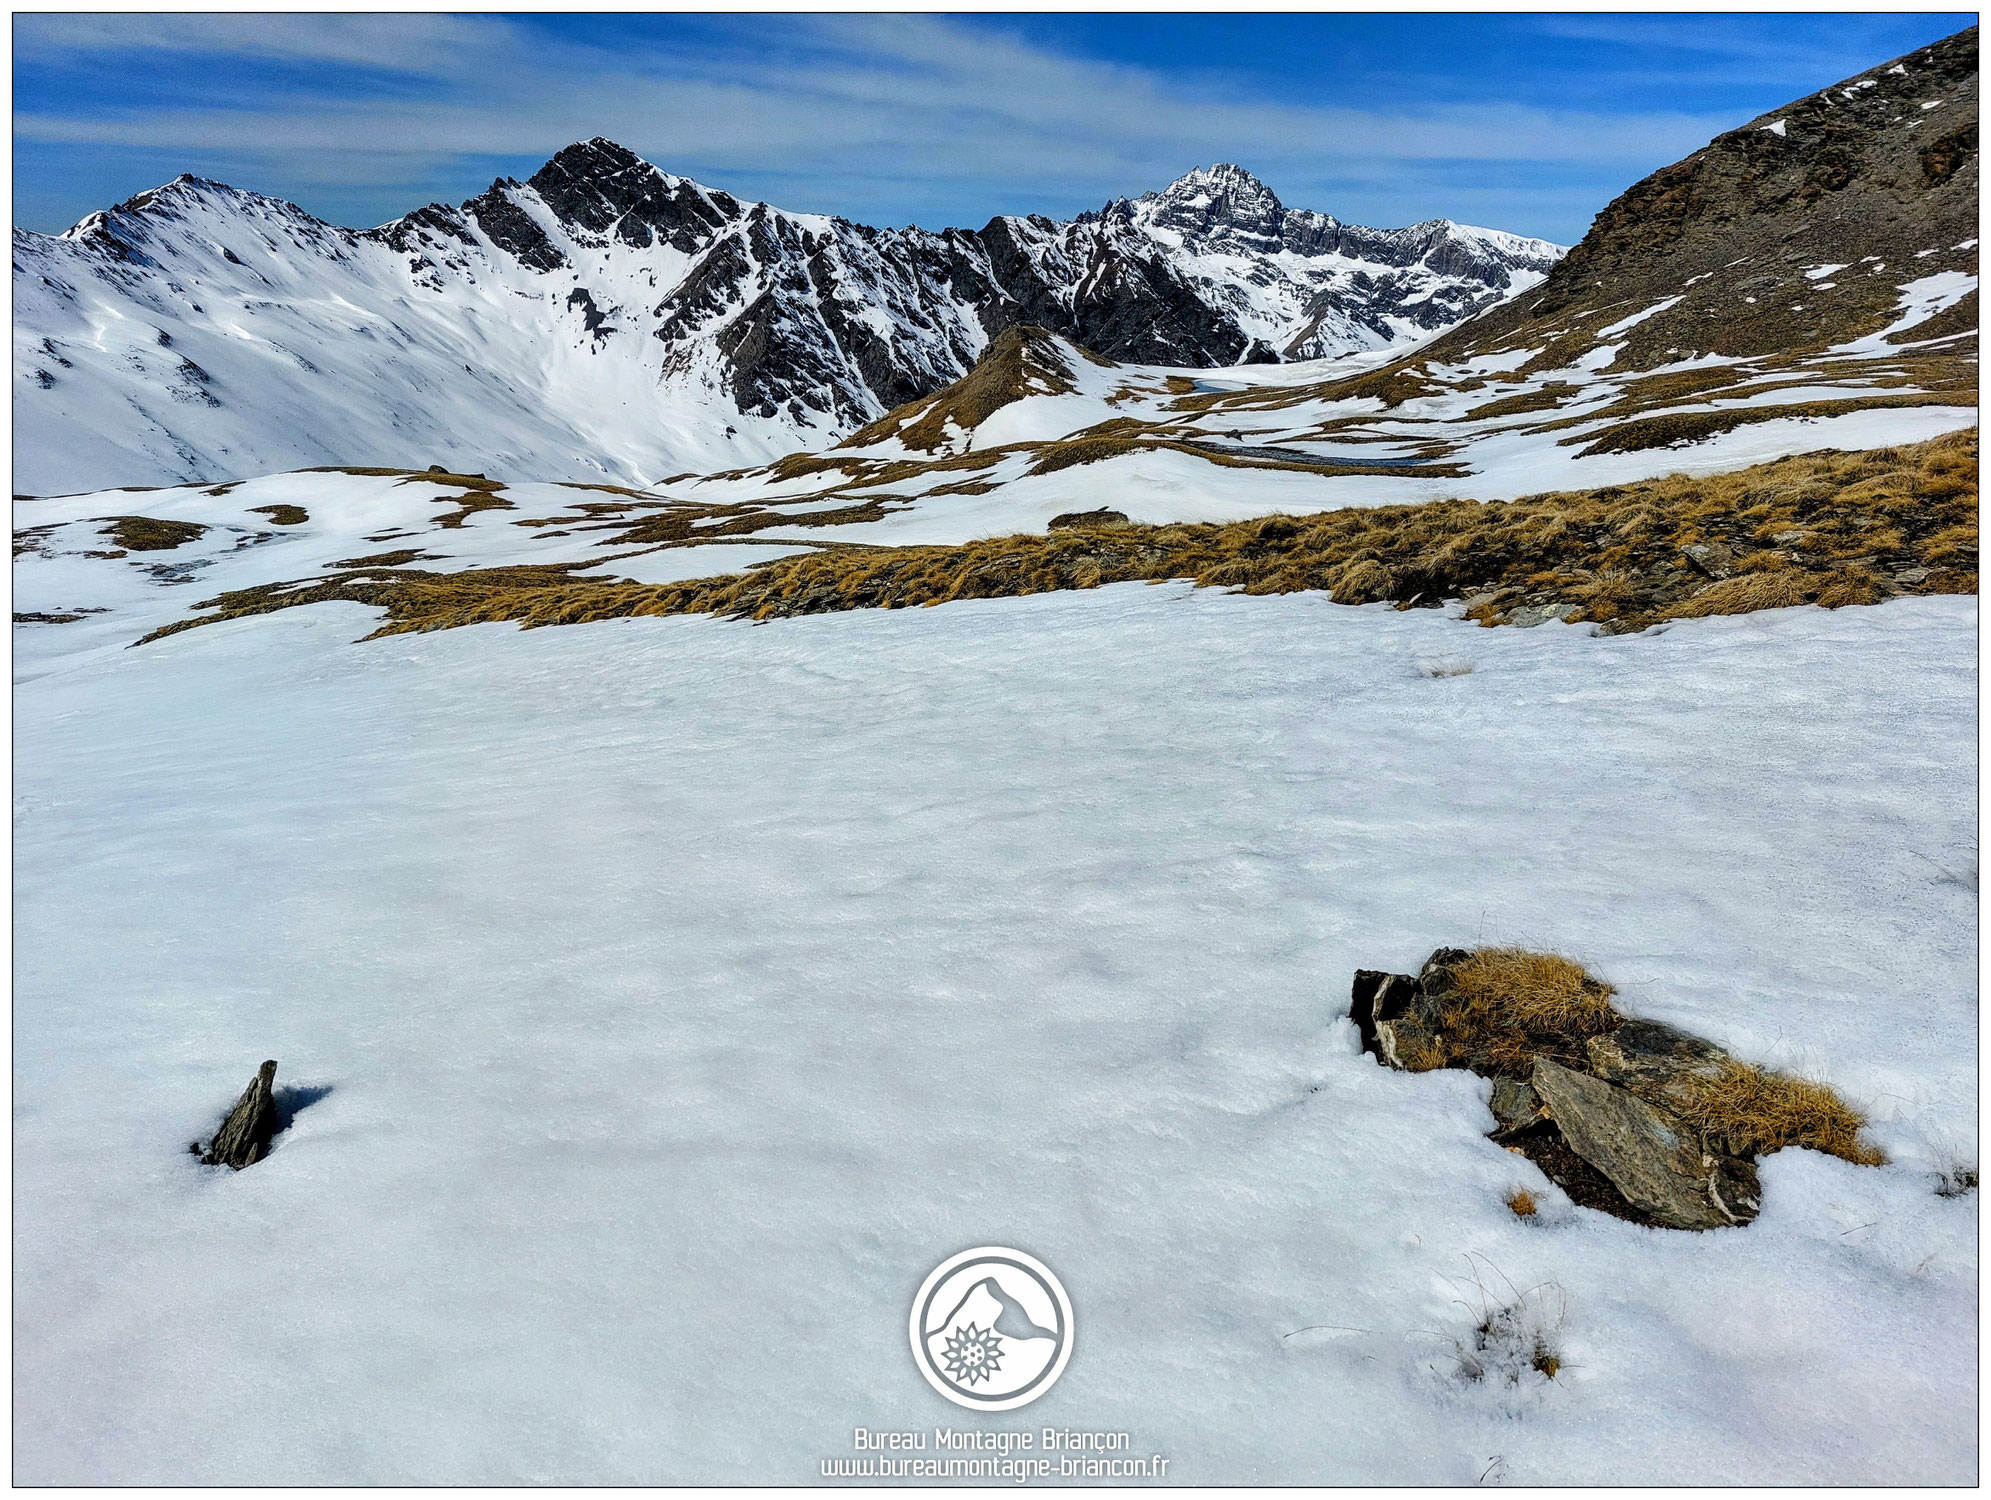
[909,1246,1075,1411]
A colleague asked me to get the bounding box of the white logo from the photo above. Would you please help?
[909,1247,1074,1411]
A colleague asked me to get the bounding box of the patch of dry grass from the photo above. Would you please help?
[1667,1061,1885,1165]
[839,326,1085,453]
[607,494,904,547]
[1505,1188,1539,1218]
[430,491,515,529]
[1434,947,1883,1169]
[1028,434,1149,475]
[1570,393,1966,457]
[249,504,309,526]
[330,549,432,568]
[1451,1277,1565,1385]
[1664,570,1816,617]
[101,516,208,551]
[1426,948,1623,1078]
[1445,949,1621,1039]
[145,430,1975,642]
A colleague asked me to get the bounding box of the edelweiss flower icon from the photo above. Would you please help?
[940,1323,1004,1387]
[912,1248,1074,1411]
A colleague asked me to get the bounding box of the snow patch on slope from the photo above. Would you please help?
[13,587,1976,1483]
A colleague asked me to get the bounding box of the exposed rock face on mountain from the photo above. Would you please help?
[1410,25,1979,373]
[980,164,1561,366]
[12,142,1558,493]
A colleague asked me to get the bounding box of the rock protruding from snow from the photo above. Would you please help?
[1529,1058,1753,1231]
[1352,952,1769,1230]
[1047,508,1132,531]
[200,1060,279,1170]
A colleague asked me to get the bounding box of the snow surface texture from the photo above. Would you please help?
[12,152,1560,496]
[14,586,1976,1484]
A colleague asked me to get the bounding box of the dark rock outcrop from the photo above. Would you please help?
[200,1060,279,1170]
[1351,954,1767,1229]
[1048,509,1131,530]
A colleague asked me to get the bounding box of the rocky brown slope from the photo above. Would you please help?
[1429,24,1978,373]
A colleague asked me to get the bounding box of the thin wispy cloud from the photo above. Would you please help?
[12,12,1971,240]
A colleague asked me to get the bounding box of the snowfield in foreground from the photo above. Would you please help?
[13,588,1976,1484]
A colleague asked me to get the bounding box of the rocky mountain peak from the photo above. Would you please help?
[1144,162,1288,241]
[530,138,657,194]
[515,137,741,256]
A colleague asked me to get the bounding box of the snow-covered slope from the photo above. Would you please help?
[14,586,1976,1483]
[13,143,1560,495]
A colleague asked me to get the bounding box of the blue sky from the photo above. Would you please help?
[13,12,1973,242]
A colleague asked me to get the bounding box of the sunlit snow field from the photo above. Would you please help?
[12,586,1977,1484]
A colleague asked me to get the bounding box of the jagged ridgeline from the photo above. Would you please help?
[13,147,1559,495]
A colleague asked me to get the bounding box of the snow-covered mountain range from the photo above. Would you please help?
[13,142,1560,494]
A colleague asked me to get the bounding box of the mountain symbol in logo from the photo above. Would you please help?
[911,1247,1075,1410]
[936,1276,1061,1345]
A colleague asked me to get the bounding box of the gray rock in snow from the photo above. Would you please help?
[201,1060,278,1170]
[1488,1077,1542,1133]
[1048,508,1131,530]
[1507,602,1578,629]
[1529,1058,1756,1230]
[1585,1018,1731,1095]
[1349,968,1419,1056]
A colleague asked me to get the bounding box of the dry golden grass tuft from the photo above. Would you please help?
[430,490,514,529]
[1668,1061,1885,1165]
[331,548,432,568]
[1431,946,1884,1169]
[1664,570,1815,617]
[1446,948,1621,1040]
[1027,434,1148,475]
[249,504,309,526]
[1506,1188,1539,1218]
[1570,393,1968,458]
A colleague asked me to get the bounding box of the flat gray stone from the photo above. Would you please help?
[1586,1018,1729,1086]
[1530,1058,1742,1230]
[1508,602,1577,629]
[1682,541,1734,579]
